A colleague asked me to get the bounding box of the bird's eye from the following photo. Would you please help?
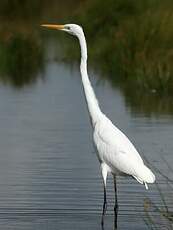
[65,26,70,30]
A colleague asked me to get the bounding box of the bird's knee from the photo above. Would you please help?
[101,163,111,186]
[114,202,118,211]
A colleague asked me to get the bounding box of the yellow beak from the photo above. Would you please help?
[41,24,65,30]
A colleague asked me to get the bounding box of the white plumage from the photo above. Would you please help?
[94,114,155,189]
[41,23,155,223]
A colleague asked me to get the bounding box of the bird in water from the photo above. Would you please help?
[41,23,155,226]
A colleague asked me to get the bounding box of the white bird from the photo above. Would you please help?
[41,23,155,224]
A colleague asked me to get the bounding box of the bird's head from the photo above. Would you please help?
[41,23,83,37]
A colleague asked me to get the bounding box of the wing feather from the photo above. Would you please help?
[94,116,155,184]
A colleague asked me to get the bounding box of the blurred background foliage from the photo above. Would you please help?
[66,0,173,95]
[0,34,43,87]
[0,0,173,92]
[0,0,173,99]
[0,0,81,88]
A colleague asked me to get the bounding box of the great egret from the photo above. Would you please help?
[41,23,155,225]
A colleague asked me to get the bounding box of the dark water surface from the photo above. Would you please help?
[0,37,172,230]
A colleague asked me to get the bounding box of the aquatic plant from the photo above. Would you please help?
[144,157,173,229]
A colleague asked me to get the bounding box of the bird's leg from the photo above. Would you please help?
[114,209,118,230]
[101,163,108,227]
[113,176,118,210]
[101,183,107,226]
[113,175,118,230]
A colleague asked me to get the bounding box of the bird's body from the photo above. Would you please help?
[93,113,155,188]
[77,23,155,190]
[41,23,155,224]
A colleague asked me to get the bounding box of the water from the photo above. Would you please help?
[0,36,173,230]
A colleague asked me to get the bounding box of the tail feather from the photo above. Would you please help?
[144,182,148,190]
[133,164,155,189]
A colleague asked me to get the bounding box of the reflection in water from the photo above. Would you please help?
[101,176,118,230]
[101,202,118,230]
[0,1,173,230]
[0,0,81,88]
[0,39,172,229]
[123,85,173,117]
[96,74,173,117]
[61,44,173,118]
[102,209,118,230]
[0,0,172,117]
[113,205,118,230]
[0,33,43,87]
[144,187,173,229]
[144,159,173,229]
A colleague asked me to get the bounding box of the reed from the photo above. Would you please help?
[72,0,173,94]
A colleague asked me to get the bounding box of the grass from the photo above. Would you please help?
[66,0,173,95]
[143,157,173,229]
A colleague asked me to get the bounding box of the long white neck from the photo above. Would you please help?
[77,32,103,126]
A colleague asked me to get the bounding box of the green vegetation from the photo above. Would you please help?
[70,0,173,94]
[0,34,43,87]
[0,0,173,95]
[0,0,80,88]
